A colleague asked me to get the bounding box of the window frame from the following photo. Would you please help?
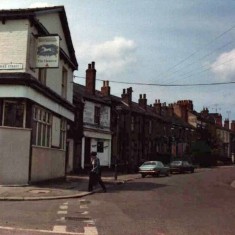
[60,118,67,150]
[33,106,52,148]
[94,106,101,125]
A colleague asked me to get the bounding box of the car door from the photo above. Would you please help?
[158,162,164,174]
[183,161,190,171]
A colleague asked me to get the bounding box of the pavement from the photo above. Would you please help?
[0,172,141,201]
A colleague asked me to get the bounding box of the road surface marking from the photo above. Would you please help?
[0,225,84,234]
[58,210,68,214]
[56,216,66,222]
[60,205,68,210]
[81,211,89,215]
[53,225,67,233]
[84,226,98,235]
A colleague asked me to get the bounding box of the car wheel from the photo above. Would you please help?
[141,174,146,178]
[191,169,194,173]
[165,171,170,176]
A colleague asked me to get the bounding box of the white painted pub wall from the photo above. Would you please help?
[0,127,31,185]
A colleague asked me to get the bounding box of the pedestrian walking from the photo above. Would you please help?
[88,151,106,192]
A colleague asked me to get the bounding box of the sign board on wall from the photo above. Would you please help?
[0,63,23,70]
[36,36,60,68]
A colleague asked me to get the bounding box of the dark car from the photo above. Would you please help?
[139,161,170,178]
[170,160,195,174]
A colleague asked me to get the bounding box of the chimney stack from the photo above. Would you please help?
[101,80,110,96]
[168,104,174,116]
[224,119,230,129]
[175,100,189,122]
[121,87,133,105]
[154,99,161,115]
[231,120,235,132]
[138,94,147,109]
[85,61,96,95]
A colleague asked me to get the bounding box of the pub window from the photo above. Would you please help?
[3,101,25,128]
[94,106,100,125]
[33,106,51,147]
[60,119,67,150]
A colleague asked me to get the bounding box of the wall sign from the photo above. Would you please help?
[0,63,23,70]
[36,36,60,68]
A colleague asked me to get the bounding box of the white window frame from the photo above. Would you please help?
[33,106,52,147]
[60,119,67,150]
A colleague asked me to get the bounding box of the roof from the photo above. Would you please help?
[0,6,78,70]
[73,83,111,105]
[73,83,196,128]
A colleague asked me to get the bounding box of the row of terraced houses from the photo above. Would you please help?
[0,6,234,185]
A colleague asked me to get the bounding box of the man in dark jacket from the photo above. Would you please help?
[88,151,106,192]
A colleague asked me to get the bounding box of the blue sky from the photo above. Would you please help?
[2,0,235,121]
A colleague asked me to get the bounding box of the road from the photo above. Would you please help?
[0,166,234,235]
[87,166,235,235]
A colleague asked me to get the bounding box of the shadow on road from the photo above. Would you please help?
[106,181,168,193]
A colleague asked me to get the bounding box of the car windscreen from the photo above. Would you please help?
[170,161,182,166]
[142,162,156,166]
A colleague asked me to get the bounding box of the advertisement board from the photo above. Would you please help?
[36,36,60,68]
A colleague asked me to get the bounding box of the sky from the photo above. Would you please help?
[2,0,235,122]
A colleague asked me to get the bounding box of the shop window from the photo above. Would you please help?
[97,141,104,152]
[3,101,25,128]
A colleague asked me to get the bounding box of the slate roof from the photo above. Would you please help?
[73,82,194,129]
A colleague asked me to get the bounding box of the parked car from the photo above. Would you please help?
[139,161,170,178]
[170,160,195,174]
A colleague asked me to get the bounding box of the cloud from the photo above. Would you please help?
[211,49,235,81]
[29,2,52,8]
[78,37,137,78]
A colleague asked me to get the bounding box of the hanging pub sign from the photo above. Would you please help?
[36,36,60,68]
